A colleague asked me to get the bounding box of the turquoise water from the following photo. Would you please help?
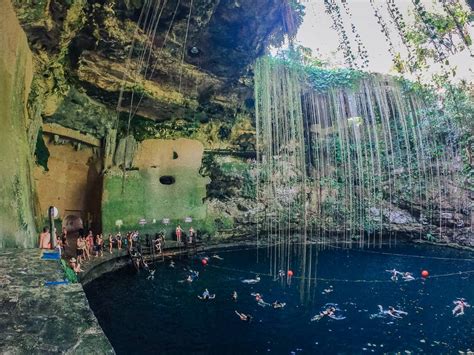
[85,242,474,354]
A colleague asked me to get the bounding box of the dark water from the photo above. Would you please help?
[84,243,474,354]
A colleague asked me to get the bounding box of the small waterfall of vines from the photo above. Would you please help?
[254,55,469,274]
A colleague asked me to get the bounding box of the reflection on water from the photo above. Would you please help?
[85,242,474,354]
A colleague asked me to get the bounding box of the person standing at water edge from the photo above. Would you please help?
[76,235,85,263]
[188,226,195,244]
[38,227,51,249]
[108,234,114,254]
[176,225,183,244]
[116,232,122,250]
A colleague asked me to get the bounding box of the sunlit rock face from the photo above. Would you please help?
[102,138,210,233]
[6,0,295,239]
[0,0,38,247]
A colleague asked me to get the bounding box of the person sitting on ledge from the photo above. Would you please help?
[38,227,51,249]
[69,258,83,274]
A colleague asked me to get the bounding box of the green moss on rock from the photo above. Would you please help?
[45,88,116,138]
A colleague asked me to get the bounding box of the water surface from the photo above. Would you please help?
[85,243,474,354]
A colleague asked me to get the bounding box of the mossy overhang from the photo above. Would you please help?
[13,0,299,124]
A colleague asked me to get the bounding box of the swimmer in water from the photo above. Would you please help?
[402,272,415,281]
[272,301,286,309]
[386,269,402,281]
[242,275,261,284]
[169,261,175,268]
[188,270,199,281]
[235,310,252,322]
[311,306,336,321]
[278,270,285,278]
[452,298,470,317]
[378,305,407,319]
[198,288,215,300]
[147,269,155,280]
[232,291,238,301]
[252,293,270,307]
[322,285,334,294]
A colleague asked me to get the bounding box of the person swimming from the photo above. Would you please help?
[147,269,155,280]
[232,291,238,301]
[181,270,199,283]
[452,298,470,317]
[322,285,334,294]
[251,293,271,307]
[311,303,346,321]
[311,307,336,321]
[235,310,252,322]
[386,269,402,281]
[169,261,175,268]
[377,305,407,319]
[198,288,215,300]
[242,275,261,284]
[402,272,415,281]
[272,301,286,309]
[278,270,285,278]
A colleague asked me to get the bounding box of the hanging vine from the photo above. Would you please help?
[340,0,369,69]
[323,0,355,68]
[370,1,396,62]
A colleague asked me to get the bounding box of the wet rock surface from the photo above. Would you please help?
[0,249,114,354]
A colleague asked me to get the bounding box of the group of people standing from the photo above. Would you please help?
[175,225,196,245]
[39,223,199,277]
[76,230,104,263]
[106,231,141,254]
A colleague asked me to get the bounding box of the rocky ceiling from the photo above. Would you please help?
[13,0,300,127]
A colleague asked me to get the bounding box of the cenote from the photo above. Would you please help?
[85,242,474,354]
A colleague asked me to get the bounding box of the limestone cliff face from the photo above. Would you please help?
[7,0,295,237]
[12,0,299,139]
[0,0,38,247]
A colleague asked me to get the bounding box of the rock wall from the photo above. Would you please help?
[33,134,103,231]
[0,0,38,247]
[102,138,210,234]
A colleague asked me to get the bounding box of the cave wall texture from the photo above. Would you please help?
[2,0,295,244]
[102,138,210,233]
[0,0,39,247]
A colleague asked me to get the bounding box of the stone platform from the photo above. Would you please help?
[0,249,114,354]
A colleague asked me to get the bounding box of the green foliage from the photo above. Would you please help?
[266,54,366,92]
[396,1,472,74]
[200,154,256,200]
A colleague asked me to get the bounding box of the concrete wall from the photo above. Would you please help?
[0,0,38,247]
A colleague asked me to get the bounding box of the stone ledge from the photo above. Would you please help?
[0,249,114,354]
[42,123,101,147]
